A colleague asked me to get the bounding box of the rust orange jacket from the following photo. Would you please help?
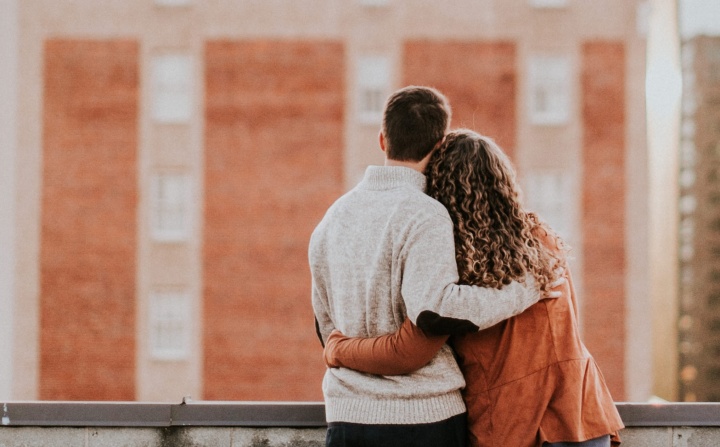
[324,231,624,447]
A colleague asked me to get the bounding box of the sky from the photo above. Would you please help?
[680,0,720,37]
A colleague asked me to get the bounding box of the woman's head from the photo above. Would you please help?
[426,129,564,291]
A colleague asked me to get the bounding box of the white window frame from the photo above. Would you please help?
[154,0,192,6]
[149,289,191,361]
[151,54,193,124]
[150,172,191,243]
[358,0,389,6]
[527,55,571,126]
[356,55,391,124]
[528,0,568,8]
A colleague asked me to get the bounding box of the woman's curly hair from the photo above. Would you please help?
[426,129,566,292]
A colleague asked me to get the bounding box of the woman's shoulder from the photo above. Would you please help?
[529,218,564,254]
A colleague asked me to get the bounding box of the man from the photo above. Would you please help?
[310,86,544,447]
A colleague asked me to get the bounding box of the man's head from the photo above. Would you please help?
[381,86,451,162]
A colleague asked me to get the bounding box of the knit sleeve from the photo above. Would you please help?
[310,235,335,346]
[401,214,542,336]
[323,318,448,375]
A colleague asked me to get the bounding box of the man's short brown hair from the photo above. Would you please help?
[382,86,451,162]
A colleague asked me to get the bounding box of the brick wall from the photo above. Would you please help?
[203,40,345,400]
[40,39,138,400]
[403,40,517,157]
[581,41,626,400]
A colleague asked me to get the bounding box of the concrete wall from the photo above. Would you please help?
[1,402,719,447]
[1,425,720,447]
[0,0,19,402]
[1,427,329,447]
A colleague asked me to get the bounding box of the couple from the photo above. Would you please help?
[309,86,622,447]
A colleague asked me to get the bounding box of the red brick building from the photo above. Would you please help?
[1,0,652,402]
[677,35,720,402]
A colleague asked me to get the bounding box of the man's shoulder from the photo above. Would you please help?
[398,189,451,221]
[314,188,359,224]
[310,183,450,237]
[309,188,358,239]
[360,184,452,225]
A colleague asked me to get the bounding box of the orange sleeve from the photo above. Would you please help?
[323,318,449,376]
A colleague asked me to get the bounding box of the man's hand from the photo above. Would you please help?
[543,267,567,299]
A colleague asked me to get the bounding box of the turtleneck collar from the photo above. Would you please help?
[359,165,427,192]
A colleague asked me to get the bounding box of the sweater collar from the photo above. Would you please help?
[360,165,427,191]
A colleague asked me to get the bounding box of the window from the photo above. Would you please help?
[356,55,390,124]
[155,0,192,6]
[358,0,389,6]
[151,173,190,242]
[149,289,191,361]
[151,54,193,123]
[524,171,573,240]
[528,0,568,8]
[527,55,571,125]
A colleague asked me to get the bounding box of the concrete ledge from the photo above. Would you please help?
[1,402,720,447]
[616,402,720,426]
[1,402,172,427]
[3,402,720,428]
[1,401,327,427]
[171,401,326,427]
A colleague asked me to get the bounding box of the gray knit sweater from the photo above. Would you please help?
[310,166,539,425]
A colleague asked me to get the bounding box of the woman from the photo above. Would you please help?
[323,129,623,447]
